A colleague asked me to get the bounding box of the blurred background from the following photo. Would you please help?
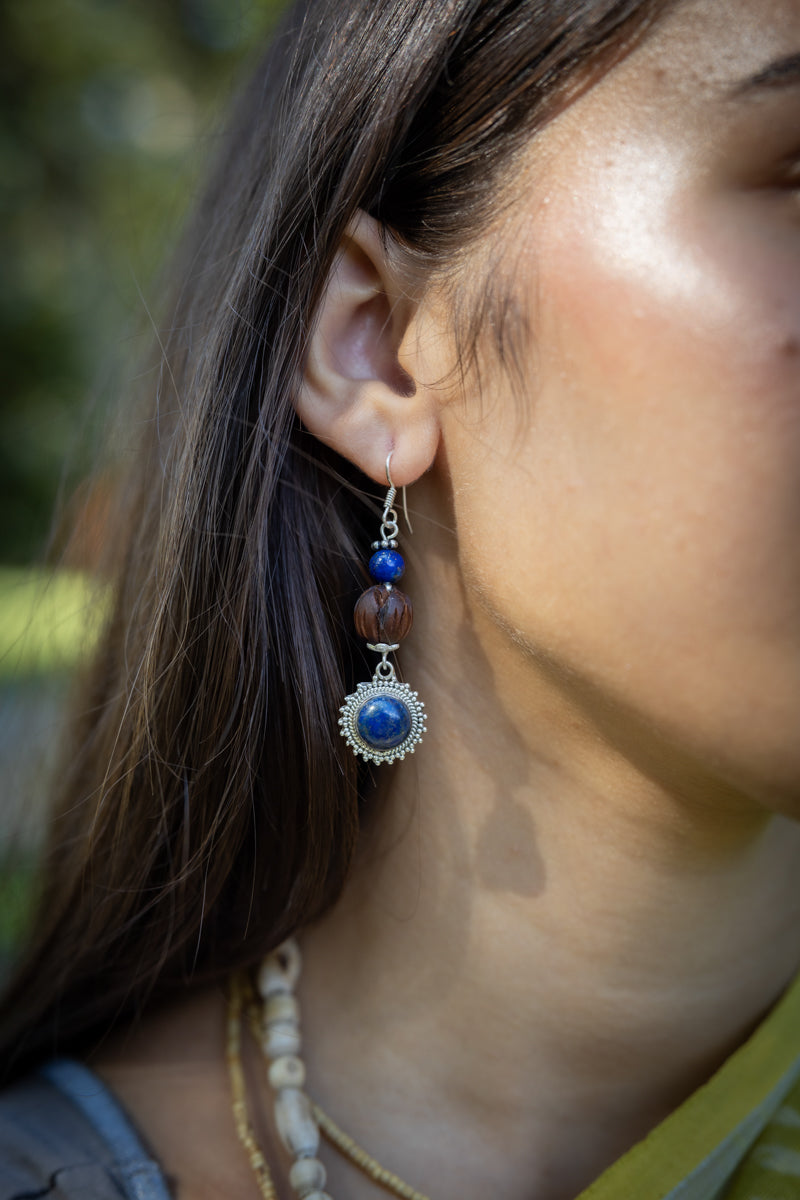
[0,0,286,965]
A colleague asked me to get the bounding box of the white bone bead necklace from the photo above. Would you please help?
[243,937,431,1200]
[256,939,330,1198]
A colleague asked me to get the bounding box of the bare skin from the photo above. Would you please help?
[98,0,800,1196]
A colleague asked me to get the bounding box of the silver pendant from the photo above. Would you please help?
[339,656,426,765]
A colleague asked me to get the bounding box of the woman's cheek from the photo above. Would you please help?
[445,179,800,806]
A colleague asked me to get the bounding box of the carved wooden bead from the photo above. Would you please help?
[354,585,413,643]
[268,1054,306,1090]
[274,1087,320,1158]
[289,1157,327,1196]
[264,993,300,1026]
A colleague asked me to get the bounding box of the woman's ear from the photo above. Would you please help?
[296,211,440,487]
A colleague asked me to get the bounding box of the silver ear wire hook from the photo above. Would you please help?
[385,451,412,535]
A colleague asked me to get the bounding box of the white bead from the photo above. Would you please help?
[302,1193,333,1200]
[264,993,300,1025]
[258,959,293,998]
[263,1023,302,1058]
[278,938,302,987]
[257,939,302,998]
[288,1157,327,1196]
[274,1088,320,1158]
[268,1054,306,1090]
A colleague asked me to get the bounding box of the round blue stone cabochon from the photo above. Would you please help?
[368,548,405,583]
[357,694,412,751]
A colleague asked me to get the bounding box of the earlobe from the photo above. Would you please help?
[297,212,440,488]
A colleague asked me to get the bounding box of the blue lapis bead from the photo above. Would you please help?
[357,695,412,751]
[369,548,405,583]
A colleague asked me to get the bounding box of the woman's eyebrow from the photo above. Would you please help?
[728,51,800,98]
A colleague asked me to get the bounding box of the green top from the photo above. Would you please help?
[580,968,800,1199]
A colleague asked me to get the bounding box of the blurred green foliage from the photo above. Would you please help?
[1,0,285,564]
[0,566,107,679]
[0,855,38,966]
[0,565,101,954]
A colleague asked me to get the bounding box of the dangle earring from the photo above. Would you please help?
[338,454,426,765]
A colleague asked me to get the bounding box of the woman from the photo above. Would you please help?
[2,0,800,1196]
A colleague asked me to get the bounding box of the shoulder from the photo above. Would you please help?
[0,1061,173,1200]
[0,1066,122,1198]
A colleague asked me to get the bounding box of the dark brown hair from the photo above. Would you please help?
[0,0,676,1075]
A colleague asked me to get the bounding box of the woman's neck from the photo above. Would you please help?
[98,493,800,1200]
[296,553,800,1200]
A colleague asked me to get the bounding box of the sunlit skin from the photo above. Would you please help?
[98,2,800,1198]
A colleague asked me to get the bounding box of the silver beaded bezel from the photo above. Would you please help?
[338,678,426,765]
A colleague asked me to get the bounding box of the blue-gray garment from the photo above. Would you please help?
[0,1059,172,1199]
